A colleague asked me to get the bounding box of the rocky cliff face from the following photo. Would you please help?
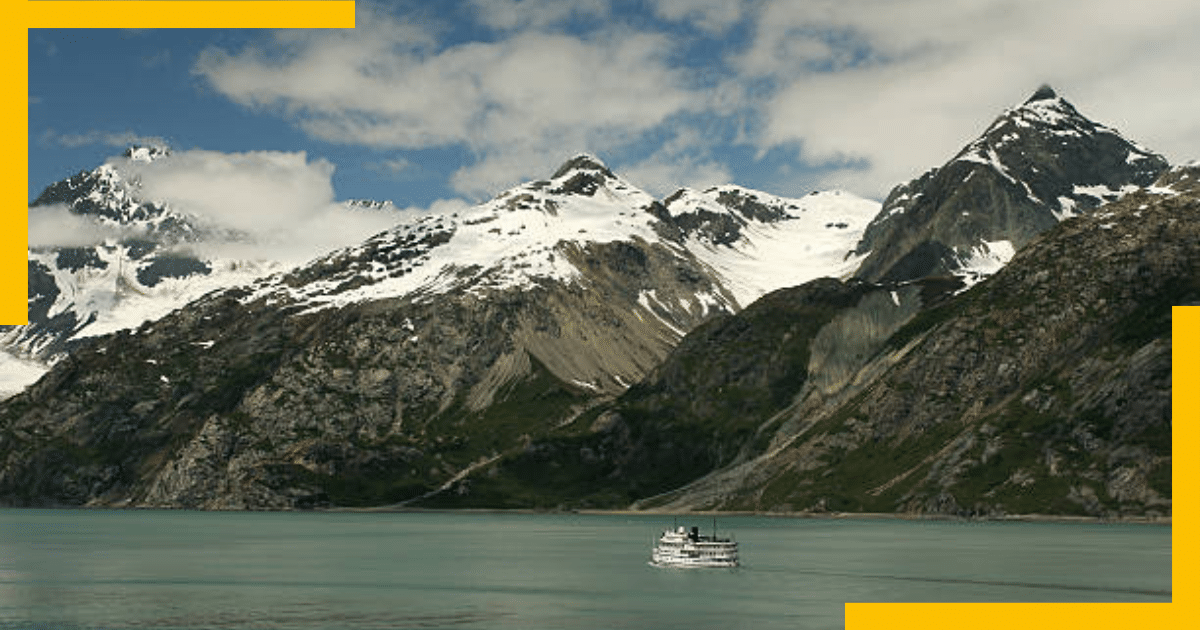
[0,242,725,508]
[744,180,1184,517]
[640,182,1187,517]
[852,86,1169,284]
[450,163,1193,516]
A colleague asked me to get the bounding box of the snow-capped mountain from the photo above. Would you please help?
[220,153,879,401]
[0,153,879,507]
[3,149,876,403]
[243,154,877,314]
[852,85,1170,284]
[1,86,1187,513]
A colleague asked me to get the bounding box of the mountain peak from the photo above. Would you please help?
[551,153,613,180]
[123,144,171,163]
[1024,84,1059,104]
[852,86,1169,284]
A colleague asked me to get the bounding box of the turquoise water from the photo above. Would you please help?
[0,509,1170,629]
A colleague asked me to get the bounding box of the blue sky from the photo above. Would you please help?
[29,0,1200,218]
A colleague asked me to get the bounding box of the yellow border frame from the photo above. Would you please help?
[846,320,1188,627]
[2,2,1185,628]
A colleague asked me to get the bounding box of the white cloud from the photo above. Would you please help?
[368,157,413,175]
[193,8,701,200]
[112,149,408,264]
[740,0,1200,196]
[622,156,732,198]
[187,1,1200,205]
[467,0,609,32]
[28,203,139,248]
[117,150,338,234]
[648,0,750,34]
[33,142,473,265]
[414,197,473,216]
[619,127,733,196]
[54,130,170,150]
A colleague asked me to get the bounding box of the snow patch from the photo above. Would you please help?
[24,244,286,352]
[680,190,879,307]
[1055,196,1079,221]
[955,240,1015,288]
[0,351,49,400]
[637,289,686,338]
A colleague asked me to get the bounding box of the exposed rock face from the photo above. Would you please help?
[852,86,1169,284]
[639,186,1186,517]
[449,276,963,509]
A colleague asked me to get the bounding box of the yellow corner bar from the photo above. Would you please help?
[1,24,28,324]
[24,1,356,30]
[849,307,1190,627]
[2,2,355,322]
[847,602,1178,629]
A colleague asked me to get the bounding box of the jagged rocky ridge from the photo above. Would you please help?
[852,85,1170,284]
[0,154,878,508]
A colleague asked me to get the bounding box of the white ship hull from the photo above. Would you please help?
[650,526,738,568]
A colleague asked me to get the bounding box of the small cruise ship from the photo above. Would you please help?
[650,525,739,568]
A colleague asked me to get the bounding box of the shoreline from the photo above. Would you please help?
[577,509,1171,526]
[328,505,1172,525]
[5,504,1169,525]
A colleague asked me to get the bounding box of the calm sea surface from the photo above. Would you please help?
[0,509,1170,629]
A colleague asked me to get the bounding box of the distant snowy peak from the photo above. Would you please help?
[663,185,796,223]
[552,153,617,180]
[852,86,1171,284]
[492,153,655,216]
[30,147,210,245]
[344,198,400,213]
[124,144,171,163]
[33,160,165,225]
[664,185,862,222]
